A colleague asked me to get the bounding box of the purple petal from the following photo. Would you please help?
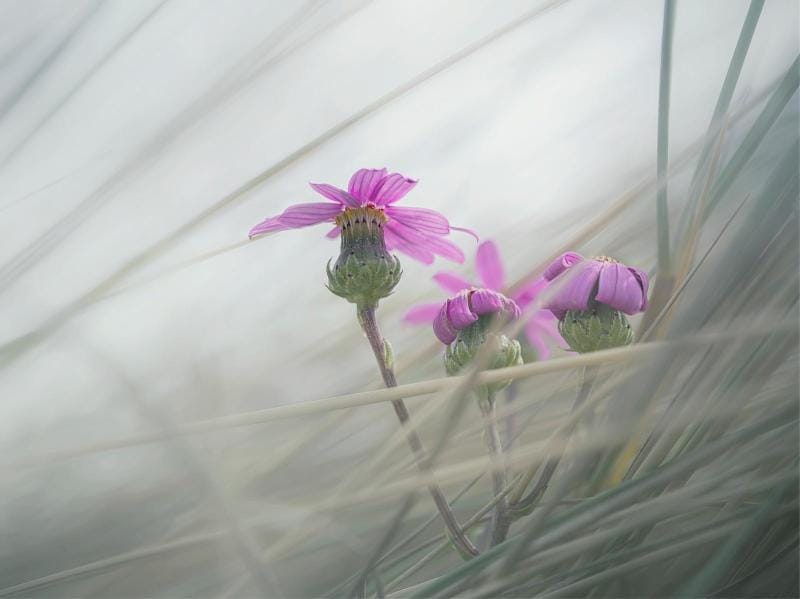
[433,301,458,344]
[596,262,646,315]
[309,183,359,207]
[384,226,435,264]
[447,292,478,329]
[433,272,473,294]
[451,225,480,242]
[348,168,387,203]
[373,173,418,205]
[277,202,344,227]
[524,320,551,360]
[469,288,505,316]
[404,302,443,325]
[545,261,602,316]
[386,205,450,235]
[249,217,288,238]
[512,278,547,310]
[386,221,464,263]
[475,241,505,291]
[543,252,585,281]
[325,226,340,238]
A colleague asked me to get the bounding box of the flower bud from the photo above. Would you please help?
[558,302,633,353]
[326,206,402,307]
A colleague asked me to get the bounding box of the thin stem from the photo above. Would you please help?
[356,303,479,558]
[478,388,511,547]
[656,0,676,274]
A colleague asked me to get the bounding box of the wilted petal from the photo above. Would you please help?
[248,217,288,238]
[433,301,458,344]
[447,292,478,329]
[348,168,387,203]
[469,288,505,316]
[433,272,472,294]
[403,302,443,324]
[309,183,359,207]
[545,261,602,316]
[277,202,344,227]
[596,262,646,315]
[386,205,450,234]
[373,173,417,205]
[543,252,585,281]
[475,241,505,290]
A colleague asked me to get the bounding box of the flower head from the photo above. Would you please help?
[249,168,472,264]
[433,288,521,345]
[543,252,649,320]
[405,241,562,359]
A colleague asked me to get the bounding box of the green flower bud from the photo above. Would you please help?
[558,303,633,353]
[444,314,523,392]
[326,207,402,307]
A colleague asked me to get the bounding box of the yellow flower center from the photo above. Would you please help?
[335,205,388,229]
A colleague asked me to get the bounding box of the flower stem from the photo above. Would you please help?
[478,388,511,547]
[356,303,479,558]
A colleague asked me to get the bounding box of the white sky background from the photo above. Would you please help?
[0,1,797,591]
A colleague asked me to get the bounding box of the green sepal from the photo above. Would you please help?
[558,303,634,353]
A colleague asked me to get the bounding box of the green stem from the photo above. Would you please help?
[356,303,479,558]
[656,0,676,275]
[478,388,511,547]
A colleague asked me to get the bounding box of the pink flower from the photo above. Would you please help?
[405,241,563,359]
[433,288,521,345]
[248,168,473,264]
[543,252,650,320]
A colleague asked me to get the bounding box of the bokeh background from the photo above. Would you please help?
[1,1,798,597]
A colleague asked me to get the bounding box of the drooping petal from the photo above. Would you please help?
[325,226,340,238]
[543,252,585,281]
[309,182,359,207]
[386,221,464,263]
[545,261,602,316]
[433,272,473,294]
[447,292,478,329]
[276,202,344,227]
[384,226,435,264]
[451,225,480,241]
[433,301,458,344]
[385,205,450,235]
[469,288,505,316]
[629,266,650,311]
[404,302,444,324]
[596,262,647,315]
[248,216,289,238]
[347,168,387,203]
[475,241,505,291]
[373,173,418,205]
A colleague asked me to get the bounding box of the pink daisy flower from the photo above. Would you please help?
[543,252,650,320]
[404,241,563,359]
[248,167,473,264]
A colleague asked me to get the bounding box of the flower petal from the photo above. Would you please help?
[433,301,458,344]
[309,183,359,207]
[373,173,418,205]
[512,278,547,310]
[545,261,602,316]
[543,252,585,281]
[347,168,387,203]
[384,226,435,264]
[404,302,443,324]
[325,226,340,239]
[629,267,650,310]
[277,202,344,227]
[524,320,551,361]
[596,262,647,315]
[447,292,478,329]
[386,221,464,263]
[386,205,450,235]
[433,272,473,294]
[249,217,289,238]
[475,241,505,291]
[469,288,505,316]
